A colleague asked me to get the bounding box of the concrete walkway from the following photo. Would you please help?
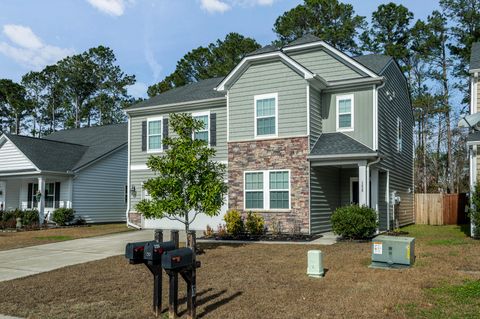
[0,229,337,283]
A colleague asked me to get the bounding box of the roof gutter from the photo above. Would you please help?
[322,76,385,92]
[125,97,226,113]
[308,152,379,160]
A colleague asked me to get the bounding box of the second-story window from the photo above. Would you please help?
[147,118,162,152]
[255,93,278,137]
[193,112,209,144]
[336,94,354,132]
[397,117,403,152]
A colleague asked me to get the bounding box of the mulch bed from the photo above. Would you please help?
[201,233,322,242]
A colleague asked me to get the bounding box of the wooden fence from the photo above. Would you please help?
[415,193,468,225]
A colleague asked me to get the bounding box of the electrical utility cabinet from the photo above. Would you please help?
[370,235,415,269]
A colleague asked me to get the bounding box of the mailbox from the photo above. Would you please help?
[144,241,176,263]
[125,241,151,264]
[162,248,194,270]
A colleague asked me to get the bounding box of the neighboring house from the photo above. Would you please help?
[0,124,128,223]
[126,34,414,233]
[464,42,480,236]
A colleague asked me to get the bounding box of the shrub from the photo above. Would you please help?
[203,225,214,238]
[216,224,227,238]
[245,212,265,236]
[21,209,39,226]
[52,208,75,226]
[470,183,480,238]
[224,209,244,236]
[331,205,378,239]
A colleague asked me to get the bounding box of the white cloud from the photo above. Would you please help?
[127,81,148,98]
[3,25,43,49]
[144,46,162,82]
[199,0,277,13]
[86,0,132,16]
[200,0,231,13]
[0,24,74,69]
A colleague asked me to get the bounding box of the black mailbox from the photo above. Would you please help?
[144,241,176,263]
[125,241,151,264]
[162,248,194,270]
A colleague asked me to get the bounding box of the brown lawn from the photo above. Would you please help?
[0,225,479,319]
[0,223,131,251]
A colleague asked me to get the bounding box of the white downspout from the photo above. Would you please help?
[386,170,390,230]
[125,115,141,230]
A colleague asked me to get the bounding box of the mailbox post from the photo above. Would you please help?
[150,230,163,316]
[186,231,197,319]
[169,230,179,318]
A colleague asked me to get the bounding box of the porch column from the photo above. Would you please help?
[358,161,368,206]
[37,176,45,224]
[371,168,379,212]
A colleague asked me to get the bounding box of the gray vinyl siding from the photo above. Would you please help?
[288,49,365,82]
[72,146,127,223]
[377,62,414,227]
[310,166,340,234]
[321,86,374,149]
[229,60,308,141]
[129,103,227,166]
[309,86,322,149]
[129,169,156,211]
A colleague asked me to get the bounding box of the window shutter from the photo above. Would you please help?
[27,183,33,209]
[163,118,169,150]
[210,113,217,147]
[141,121,147,151]
[54,182,60,208]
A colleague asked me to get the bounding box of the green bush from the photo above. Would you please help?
[21,209,39,225]
[224,209,244,236]
[470,183,480,238]
[52,208,75,226]
[331,205,378,239]
[245,212,265,236]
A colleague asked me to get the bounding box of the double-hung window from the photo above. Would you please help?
[255,93,277,137]
[147,118,162,152]
[193,112,209,144]
[397,117,403,152]
[336,94,354,131]
[244,170,290,210]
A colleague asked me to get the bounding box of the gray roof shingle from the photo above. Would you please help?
[5,134,88,172]
[467,131,480,143]
[2,123,127,173]
[353,54,392,75]
[470,42,480,70]
[310,133,376,156]
[127,77,225,109]
[284,34,321,47]
[246,44,280,56]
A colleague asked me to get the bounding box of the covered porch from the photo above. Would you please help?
[0,173,73,222]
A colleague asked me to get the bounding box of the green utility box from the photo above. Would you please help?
[370,235,415,269]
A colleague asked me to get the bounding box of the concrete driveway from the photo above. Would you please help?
[0,230,155,282]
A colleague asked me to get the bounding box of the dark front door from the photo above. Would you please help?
[351,180,359,204]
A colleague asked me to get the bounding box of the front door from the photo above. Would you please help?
[350,178,359,204]
[0,182,5,210]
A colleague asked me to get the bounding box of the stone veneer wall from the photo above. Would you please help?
[128,212,142,227]
[228,137,310,233]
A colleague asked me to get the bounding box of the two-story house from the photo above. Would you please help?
[125,35,414,234]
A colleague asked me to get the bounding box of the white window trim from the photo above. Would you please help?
[192,111,210,146]
[254,93,278,139]
[397,117,403,153]
[147,116,163,154]
[350,177,359,204]
[336,94,354,132]
[243,169,291,211]
[32,182,56,208]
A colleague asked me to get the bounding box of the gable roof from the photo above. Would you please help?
[470,42,480,71]
[4,134,87,172]
[353,54,393,75]
[310,133,376,157]
[126,77,225,110]
[284,34,321,47]
[1,123,127,173]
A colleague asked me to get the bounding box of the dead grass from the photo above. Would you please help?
[0,223,131,251]
[0,225,479,319]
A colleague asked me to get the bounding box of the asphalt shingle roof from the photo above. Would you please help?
[246,44,280,56]
[353,54,392,75]
[470,42,480,70]
[310,133,376,156]
[127,77,225,109]
[467,131,480,143]
[5,134,88,172]
[284,34,321,47]
[2,123,127,173]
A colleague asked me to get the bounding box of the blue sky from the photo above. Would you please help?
[0,0,439,98]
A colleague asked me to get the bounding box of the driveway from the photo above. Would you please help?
[0,230,155,282]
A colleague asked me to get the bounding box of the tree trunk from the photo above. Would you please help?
[184,212,189,245]
[423,112,428,193]
[75,96,79,128]
[15,115,20,135]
